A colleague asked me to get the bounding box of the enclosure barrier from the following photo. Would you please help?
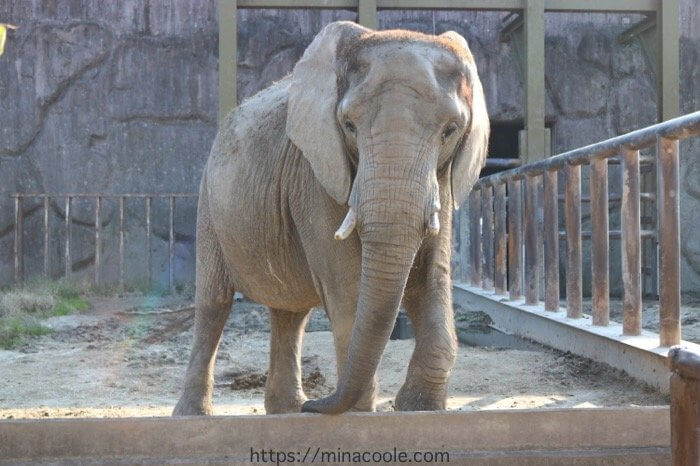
[464,110,700,348]
[10,193,197,291]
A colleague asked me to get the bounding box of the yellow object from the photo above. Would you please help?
[0,24,6,56]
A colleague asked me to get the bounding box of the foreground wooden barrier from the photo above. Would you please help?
[670,347,700,465]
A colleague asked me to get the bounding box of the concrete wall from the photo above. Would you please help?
[0,1,698,294]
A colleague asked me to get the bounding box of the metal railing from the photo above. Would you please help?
[11,193,198,291]
[462,111,700,347]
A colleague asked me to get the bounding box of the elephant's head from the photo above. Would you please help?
[286,22,489,414]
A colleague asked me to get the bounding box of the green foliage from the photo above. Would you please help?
[0,314,52,349]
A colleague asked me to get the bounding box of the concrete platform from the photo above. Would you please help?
[0,407,670,464]
[454,283,700,393]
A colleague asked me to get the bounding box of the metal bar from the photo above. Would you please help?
[524,0,546,164]
[94,196,101,286]
[507,179,522,300]
[468,190,481,287]
[169,196,175,293]
[459,206,469,283]
[238,0,358,8]
[358,0,377,29]
[43,196,50,278]
[146,196,152,288]
[543,169,559,311]
[622,148,642,336]
[119,196,125,291]
[564,164,582,318]
[493,183,507,295]
[658,0,680,121]
[657,136,681,347]
[485,158,522,169]
[219,0,237,123]
[557,192,655,203]
[481,186,494,291]
[590,157,609,326]
[64,197,71,280]
[559,229,655,240]
[523,175,539,304]
[11,193,198,198]
[13,197,23,284]
[474,111,700,188]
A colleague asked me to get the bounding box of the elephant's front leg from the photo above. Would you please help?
[396,204,457,411]
[265,308,311,414]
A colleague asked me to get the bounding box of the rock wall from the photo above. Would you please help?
[0,1,698,294]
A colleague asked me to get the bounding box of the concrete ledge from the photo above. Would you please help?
[0,408,669,464]
[454,283,700,393]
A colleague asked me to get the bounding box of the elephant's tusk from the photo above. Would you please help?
[427,211,440,236]
[334,208,357,240]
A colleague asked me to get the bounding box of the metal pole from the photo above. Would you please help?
[13,197,23,284]
[565,164,582,318]
[543,169,559,311]
[590,157,610,326]
[65,197,71,280]
[43,196,50,278]
[658,0,680,121]
[493,183,507,295]
[169,196,175,293]
[94,196,101,286]
[622,149,642,335]
[145,196,152,288]
[358,0,378,29]
[468,190,482,287]
[523,175,539,304]
[524,0,546,164]
[657,136,681,346]
[481,186,494,291]
[119,196,125,291]
[218,0,237,123]
[507,179,522,300]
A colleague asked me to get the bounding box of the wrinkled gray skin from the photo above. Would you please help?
[173,22,489,416]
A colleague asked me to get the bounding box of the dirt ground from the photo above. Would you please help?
[0,295,668,419]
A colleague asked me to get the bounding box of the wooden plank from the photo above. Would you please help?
[94,196,102,285]
[13,197,23,284]
[543,170,559,311]
[564,164,582,319]
[145,197,152,288]
[481,186,494,291]
[590,157,610,326]
[358,0,377,29]
[622,149,642,335]
[169,196,176,292]
[493,183,507,295]
[507,179,522,300]
[64,197,71,280]
[658,0,680,121]
[119,196,125,291]
[468,190,482,287]
[523,176,539,304]
[219,0,237,123]
[524,0,546,164]
[43,196,50,278]
[657,137,681,347]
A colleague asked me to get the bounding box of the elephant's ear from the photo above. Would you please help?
[286,21,369,205]
[441,31,490,210]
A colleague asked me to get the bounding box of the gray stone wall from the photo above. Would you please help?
[0,2,698,294]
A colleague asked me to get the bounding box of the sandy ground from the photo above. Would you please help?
[0,296,668,419]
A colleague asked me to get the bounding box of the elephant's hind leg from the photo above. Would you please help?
[265,308,311,414]
[173,192,233,416]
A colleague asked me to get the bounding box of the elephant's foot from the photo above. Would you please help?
[172,392,213,416]
[395,380,446,411]
[264,390,307,414]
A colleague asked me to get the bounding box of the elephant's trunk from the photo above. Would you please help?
[302,140,438,414]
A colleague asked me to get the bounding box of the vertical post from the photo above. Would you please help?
[64,197,72,280]
[468,189,481,287]
[543,169,559,311]
[459,206,470,283]
[43,196,50,278]
[481,186,494,291]
[169,196,175,293]
[94,196,101,286]
[590,157,610,326]
[145,196,152,289]
[218,0,237,124]
[658,0,680,121]
[657,136,681,346]
[507,179,522,300]
[358,0,377,29]
[523,175,539,304]
[119,196,125,291]
[669,347,700,466]
[523,0,546,164]
[493,183,507,295]
[13,196,23,284]
[622,149,642,335]
[565,164,582,318]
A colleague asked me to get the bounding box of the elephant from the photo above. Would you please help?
[173,21,489,416]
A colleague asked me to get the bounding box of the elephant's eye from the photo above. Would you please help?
[441,122,458,144]
[344,120,357,134]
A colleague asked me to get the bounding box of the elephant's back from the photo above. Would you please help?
[203,77,320,309]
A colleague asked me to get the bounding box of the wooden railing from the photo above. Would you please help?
[461,111,700,347]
